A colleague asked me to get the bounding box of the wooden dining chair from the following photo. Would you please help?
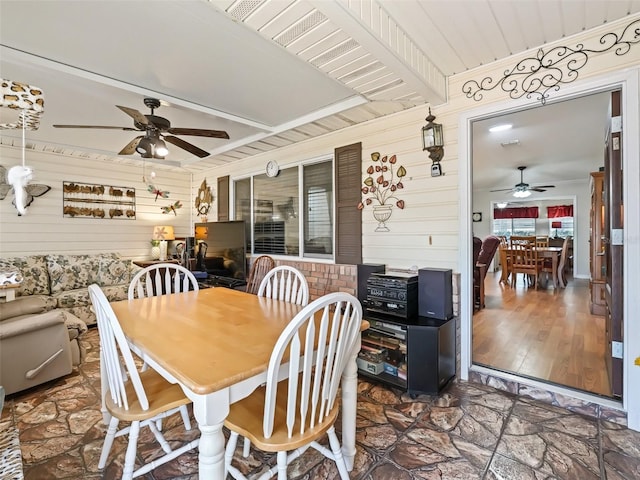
[498,236,511,284]
[257,265,309,306]
[127,263,196,430]
[224,292,362,480]
[245,255,276,295]
[88,284,199,480]
[557,236,571,287]
[535,236,550,247]
[509,235,536,247]
[510,242,542,288]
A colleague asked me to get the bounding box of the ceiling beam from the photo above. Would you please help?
[309,0,447,105]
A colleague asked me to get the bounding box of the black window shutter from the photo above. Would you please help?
[217,175,230,222]
[335,143,362,265]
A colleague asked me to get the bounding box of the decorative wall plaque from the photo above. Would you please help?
[63,181,136,219]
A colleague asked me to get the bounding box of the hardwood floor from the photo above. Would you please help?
[473,269,611,397]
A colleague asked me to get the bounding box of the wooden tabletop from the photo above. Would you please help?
[110,288,304,395]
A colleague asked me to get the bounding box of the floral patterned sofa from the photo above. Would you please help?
[0,253,136,327]
[0,253,137,394]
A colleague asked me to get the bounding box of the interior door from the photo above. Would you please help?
[604,90,624,397]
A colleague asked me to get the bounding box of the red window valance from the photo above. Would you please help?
[493,206,539,219]
[547,205,573,218]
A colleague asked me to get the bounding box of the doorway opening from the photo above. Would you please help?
[467,88,622,401]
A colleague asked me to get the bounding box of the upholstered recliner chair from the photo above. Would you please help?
[474,236,501,309]
[0,296,87,395]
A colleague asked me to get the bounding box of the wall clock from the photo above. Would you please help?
[472,212,482,222]
[265,160,280,178]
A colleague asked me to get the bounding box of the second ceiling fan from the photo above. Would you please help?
[491,166,555,197]
[53,97,229,159]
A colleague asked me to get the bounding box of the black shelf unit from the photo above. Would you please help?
[359,312,456,396]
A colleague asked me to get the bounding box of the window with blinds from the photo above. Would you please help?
[232,159,333,258]
[492,218,536,237]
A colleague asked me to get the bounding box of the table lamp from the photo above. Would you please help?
[153,225,175,261]
[551,221,562,237]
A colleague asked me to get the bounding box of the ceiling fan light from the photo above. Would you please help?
[513,189,531,198]
[136,136,153,156]
[154,138,169,157]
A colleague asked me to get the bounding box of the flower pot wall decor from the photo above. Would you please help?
[358,152,407,232]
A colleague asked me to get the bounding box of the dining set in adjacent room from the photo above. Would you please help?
[474,234,572,310]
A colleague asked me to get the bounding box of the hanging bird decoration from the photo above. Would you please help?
[0,165,51,215]
[161,200,182,216]
[147,184,169,201]
[1,79,48,215]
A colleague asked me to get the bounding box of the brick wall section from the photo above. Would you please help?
[274,260,357,300]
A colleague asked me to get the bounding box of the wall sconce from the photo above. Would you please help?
[421,108,444,177]
[153,225,175,261]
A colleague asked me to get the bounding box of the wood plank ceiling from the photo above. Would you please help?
[0,0,638,173]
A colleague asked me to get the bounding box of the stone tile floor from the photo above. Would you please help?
[2,327,640,479]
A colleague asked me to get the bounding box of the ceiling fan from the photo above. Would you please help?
[53,98,229,159]
[490,166,555,198]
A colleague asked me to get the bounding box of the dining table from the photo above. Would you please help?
[110,287,366,479]
[500,245,564,288]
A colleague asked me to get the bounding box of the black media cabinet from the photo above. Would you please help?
[359,312,456,396]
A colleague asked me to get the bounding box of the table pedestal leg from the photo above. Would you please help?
[341,345,359,471]
[190,390,229,479]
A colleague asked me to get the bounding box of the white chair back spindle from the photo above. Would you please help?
[262,292,362,439]
[128,263,199,299]
[257,265,309,306]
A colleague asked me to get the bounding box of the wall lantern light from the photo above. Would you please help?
[421,107,444,177]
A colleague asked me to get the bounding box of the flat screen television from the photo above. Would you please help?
[194,221,247,282]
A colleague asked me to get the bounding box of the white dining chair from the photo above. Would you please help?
[126,263,197,431]
[88,284,198,480]
[240,265,310,457]
[224,292,362,480]
[257,265,309,306]
[128,262,199,299]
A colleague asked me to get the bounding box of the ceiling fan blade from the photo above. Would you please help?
[116,105,150,126]
[53,124,139,131]
[167,127,229,139]
[490,187,515,192]
[530,188,547,192]
[164,135,210,158]
[118,136,143,155]
[532,184,555,188]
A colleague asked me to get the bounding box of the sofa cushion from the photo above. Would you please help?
[98,256,132,287]
[0,295,57,321]
[55,284,128,326]
[47,254,102,294]
[0,255,50,296]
